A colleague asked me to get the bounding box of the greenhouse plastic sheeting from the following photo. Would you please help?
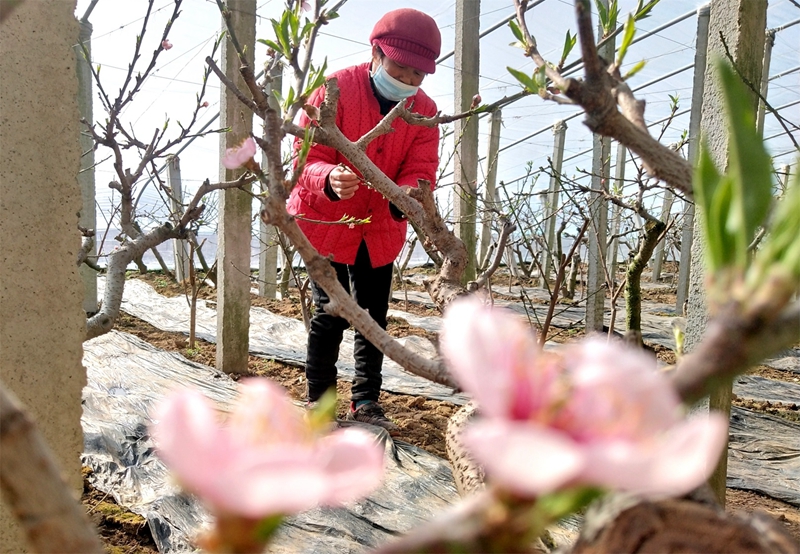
[727,406,800,507]
[99,277,468,405]
[82,331,461,553]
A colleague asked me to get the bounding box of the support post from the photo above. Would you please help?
[453,0,481,283]
[479,109,502,267]
[75,19,97,313]
[607,142,626,285]
[541,120,567,288]
[585,0,614,333]
[651,189,674,282]
[259,64,283,299]
[1,2,86,549]
[216,0,256,375]
[755,29,775,137]
[684,0,768,507]
[167,155,190,282]
[676,5,711,314]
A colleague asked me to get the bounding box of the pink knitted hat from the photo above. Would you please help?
[369,8,441,74]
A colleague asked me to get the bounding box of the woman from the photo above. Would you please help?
[287,8,441,434]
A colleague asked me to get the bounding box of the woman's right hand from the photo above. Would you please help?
[328,166,360,200]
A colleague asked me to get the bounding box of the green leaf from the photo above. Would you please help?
[279,11,292,54]
[608,0,620,33]
[254,514,284,542]
[533,65,547,90]
[288,11,300,45]
[616,14,636,66]
[695,143,725,271]
[715,58,773,262]
[509,19,524,43]
[258,38,285,56]
[623,59,646,80]
[538,487,605,521]
[755,164,800,281]
[711,175,737,267]
[595,0,609,32]
[633,0,659,21]
[561,30,577,65]
[507,66,538,92]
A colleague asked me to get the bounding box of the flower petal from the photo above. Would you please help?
[441,298,544,419]
[464,420,584,496]
[151,389,232,493]
[580,413,728,497]
[316,428,385,505]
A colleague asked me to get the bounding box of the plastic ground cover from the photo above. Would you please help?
[83,277,800,554]
[82,331,460,553]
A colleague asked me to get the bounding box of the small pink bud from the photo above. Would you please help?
[201,101,209,108]
[470,94,482,110]
[162,40,173,50]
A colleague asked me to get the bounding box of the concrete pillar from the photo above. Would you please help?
[541,120,568,288]
[0,3,86,550]
[75,19,97,313]
[651,189,674,281]
[167,155,190,282]
[453,0,481,283]
[585,0,614,333]
[217,0,256,374]
[607,142,626,285]
[676,5,711,314]
[259,65,282,300]
[479,109,502,266]
[684,0,767,506]
[755,29,775,137]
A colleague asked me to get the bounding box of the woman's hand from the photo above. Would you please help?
[328,166,360,200]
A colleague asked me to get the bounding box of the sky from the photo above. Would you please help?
[73,0,799,263]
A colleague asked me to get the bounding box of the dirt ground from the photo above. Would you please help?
[85,270,800,552]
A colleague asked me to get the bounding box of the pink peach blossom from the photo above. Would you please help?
[162,39,173,50]
[440,298,727,498]
[151,379,384,519]
[221,136,257,170]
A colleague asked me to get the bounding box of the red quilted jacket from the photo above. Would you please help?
[286,62,439,268]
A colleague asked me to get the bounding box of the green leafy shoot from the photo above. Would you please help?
[537,487,605,521]
[695,58,774,274]
[595,0,619,37]
[560,30,577,67]
[717,59,773,260]
[305,388,338,432]
[302,58,328,100]
[296,124,316,170]
[254,514,285,543]
[751,164,800,286]
[623,59,646,80]
[615,14,636,67]
[633,0,660,21]
[507,67,538,93]
[509,19,525,43]
[258,37,285,57]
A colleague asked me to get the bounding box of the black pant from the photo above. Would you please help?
[305,241,394,403]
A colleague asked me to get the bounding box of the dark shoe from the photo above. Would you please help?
[346,401,399,435]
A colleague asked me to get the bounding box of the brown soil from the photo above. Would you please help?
[88,273,800,551]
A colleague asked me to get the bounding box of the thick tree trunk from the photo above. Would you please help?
[624,218,666,347]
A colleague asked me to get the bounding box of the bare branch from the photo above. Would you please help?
[0,383,104,553]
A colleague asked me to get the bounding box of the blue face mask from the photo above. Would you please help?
[371,63,419,102]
